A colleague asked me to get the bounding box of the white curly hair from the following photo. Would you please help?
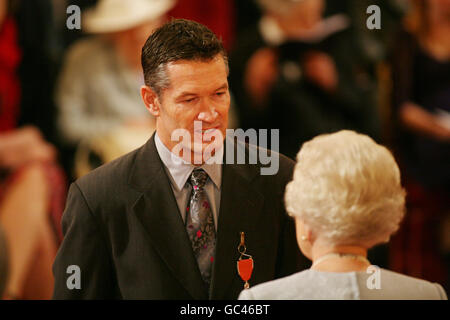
[285,130,406,246]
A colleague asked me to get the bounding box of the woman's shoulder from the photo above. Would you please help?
[238,269,324,300]
[359,268,448,300]
[238,268,448,300]
[62,36,113,70]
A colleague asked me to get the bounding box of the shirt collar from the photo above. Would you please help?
[154,132,222,192]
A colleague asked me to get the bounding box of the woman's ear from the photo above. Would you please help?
[295,218,313,260]
[304,223,314,242]
[141,85,160,117]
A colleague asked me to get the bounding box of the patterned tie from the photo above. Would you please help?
[185,168,216,288]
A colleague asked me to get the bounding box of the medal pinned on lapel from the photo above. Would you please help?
[237,232,254,289]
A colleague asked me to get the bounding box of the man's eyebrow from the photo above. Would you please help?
[175,84,229,100]
[215,83,229,91]
[175,92,197,100]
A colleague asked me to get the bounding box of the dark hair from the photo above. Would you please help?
[141,19,228,96]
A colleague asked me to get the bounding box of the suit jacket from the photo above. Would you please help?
[238,268,448,300]
[52,133,308,299]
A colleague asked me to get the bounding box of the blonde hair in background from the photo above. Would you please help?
[285,130,406,247]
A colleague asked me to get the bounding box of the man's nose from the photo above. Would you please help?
[197,102,218,123]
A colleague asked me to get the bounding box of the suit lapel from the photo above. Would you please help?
[129,134,207,299]
[210,140,265,299]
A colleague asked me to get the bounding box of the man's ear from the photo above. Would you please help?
[141,85,161,117]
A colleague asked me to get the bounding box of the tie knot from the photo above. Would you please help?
[190,169,208,189]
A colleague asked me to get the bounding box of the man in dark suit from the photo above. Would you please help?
[52,19,308,299]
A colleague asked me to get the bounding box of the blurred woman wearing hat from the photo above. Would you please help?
[56,0,175,177]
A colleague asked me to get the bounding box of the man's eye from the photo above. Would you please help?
[216,92,225,97]
[184,97,196,103]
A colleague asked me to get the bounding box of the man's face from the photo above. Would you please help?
[145,54,230,163]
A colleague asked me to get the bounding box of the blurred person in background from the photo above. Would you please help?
[325,0,407,62]
[239,130,447,300]
[230,0,381,160]
[56,0,175,177]
[389,0,450,292]
[0,0,66,299]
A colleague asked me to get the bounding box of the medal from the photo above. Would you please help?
[237,232,254,289]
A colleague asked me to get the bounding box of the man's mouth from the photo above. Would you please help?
[194,126,221,134]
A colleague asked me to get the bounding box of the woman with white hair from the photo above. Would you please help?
[239,130,447,299]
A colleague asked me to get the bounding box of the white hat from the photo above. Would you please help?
[83,0,176,33]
